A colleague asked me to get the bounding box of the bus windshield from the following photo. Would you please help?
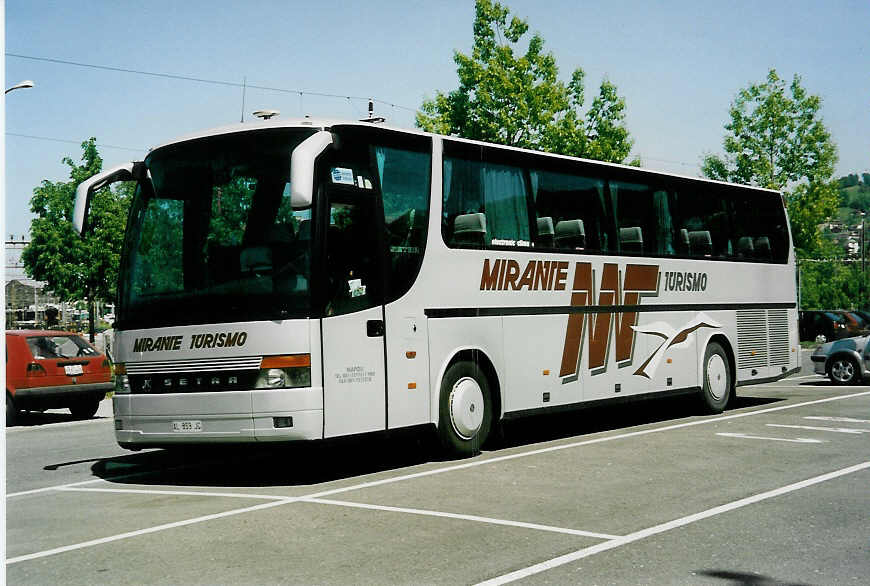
[119,128,317,329]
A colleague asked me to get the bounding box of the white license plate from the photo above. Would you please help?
[64,364,84,376]
[171,420,203,433]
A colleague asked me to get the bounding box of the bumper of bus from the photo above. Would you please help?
[112,387,323,447]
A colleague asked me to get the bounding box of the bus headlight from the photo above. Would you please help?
[255,355,311,389]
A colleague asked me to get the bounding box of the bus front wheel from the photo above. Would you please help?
[438,361,493,457]
[699,342,732,414]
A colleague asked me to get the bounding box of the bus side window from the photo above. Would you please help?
[375,145,431,302]
[443,156,530,248]
[530,169,608,252]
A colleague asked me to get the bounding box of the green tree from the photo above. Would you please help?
[22,139,132,341]
[702,69,839,255]
[417,0,637,165]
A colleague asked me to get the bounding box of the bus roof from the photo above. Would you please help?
[147,117,781,196]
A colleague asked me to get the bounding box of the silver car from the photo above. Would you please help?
[811,334,870,385]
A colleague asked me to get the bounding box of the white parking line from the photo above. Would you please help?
[805,416,870,424]
[6,498,298,565]
[477,461,870,585]
[715,433,824,444]
[767,424,870,435]
[303,498,621,540]
[7,389,870,564]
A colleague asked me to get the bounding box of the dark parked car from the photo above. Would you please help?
[799,310,869,342]
[811,334,870,385]
[5,330,113,425]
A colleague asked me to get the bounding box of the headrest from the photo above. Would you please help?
[454,212,487,235]
[537,216,555,236]
[555,219,585,240]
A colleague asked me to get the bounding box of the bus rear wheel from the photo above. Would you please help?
[699,342,732,414]
[438,361,493,457]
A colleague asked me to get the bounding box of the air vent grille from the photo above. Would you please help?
[737,310,768,368]
[767,309,790,366]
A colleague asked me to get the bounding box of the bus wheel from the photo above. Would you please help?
[699,342,731,414]
[829,356,860,385]
[438,361,493,457]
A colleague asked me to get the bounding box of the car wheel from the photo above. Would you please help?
[6,393,17,427]
[699,342,732,414]
[69,398,100,419]
[828,356,860,385]
[438,361,493,457]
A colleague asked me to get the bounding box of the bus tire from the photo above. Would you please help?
[437,361,493,457]
[699,342,731,414]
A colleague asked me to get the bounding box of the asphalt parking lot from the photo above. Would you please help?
[6,356,870,585]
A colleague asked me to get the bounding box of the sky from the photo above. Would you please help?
[4,0,869,252]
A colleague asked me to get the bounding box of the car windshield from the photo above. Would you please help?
[27,335,96,359]
[119,128,317,329]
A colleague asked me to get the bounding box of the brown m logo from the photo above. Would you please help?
[559,263,659,382]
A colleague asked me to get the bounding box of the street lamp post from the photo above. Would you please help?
[5,80,34,94]
[861,211,866,307]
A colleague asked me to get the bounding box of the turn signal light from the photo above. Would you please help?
[256,355,311,390]
[260,354,311,368]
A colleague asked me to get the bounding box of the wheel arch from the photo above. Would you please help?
[433,347,502,427]
[825,350,862,374]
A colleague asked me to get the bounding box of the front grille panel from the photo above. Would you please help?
[125,356,262,375]
[128,369,259,394]
[125,356,262,394]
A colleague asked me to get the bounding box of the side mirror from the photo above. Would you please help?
[73,162,142,235]
[290,131,334,207]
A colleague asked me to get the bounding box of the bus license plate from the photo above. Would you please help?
[64,365,84,376]
[172,420,202,433]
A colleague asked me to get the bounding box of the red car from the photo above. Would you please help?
[5,330,113,426]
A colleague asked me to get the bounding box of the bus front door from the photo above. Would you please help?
[320,188,387,438]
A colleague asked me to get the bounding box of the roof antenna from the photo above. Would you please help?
[252,109,280,120]
[361,98,386,123]
[240,77,247,123]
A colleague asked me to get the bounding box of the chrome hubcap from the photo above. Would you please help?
[831,360,854,382]
[706,354,728,400]
[449,377,484,440]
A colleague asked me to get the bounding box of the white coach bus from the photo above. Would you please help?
[74,118,799,455]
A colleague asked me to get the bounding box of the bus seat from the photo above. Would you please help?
[688,230,713,257]
[453,213,487,247]
[297,219,311,241]
[536,217,555,248]
[555,219,585,250]
[240,246,272,274]
[754,236,771,259]
[619,226,643,253]
[737,236,754,258]
[679,228,690,253]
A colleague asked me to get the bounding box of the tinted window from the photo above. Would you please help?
[376,146,431,301]
[610,181,672,256]
[443,157,531,248]
[530,170,612,253]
